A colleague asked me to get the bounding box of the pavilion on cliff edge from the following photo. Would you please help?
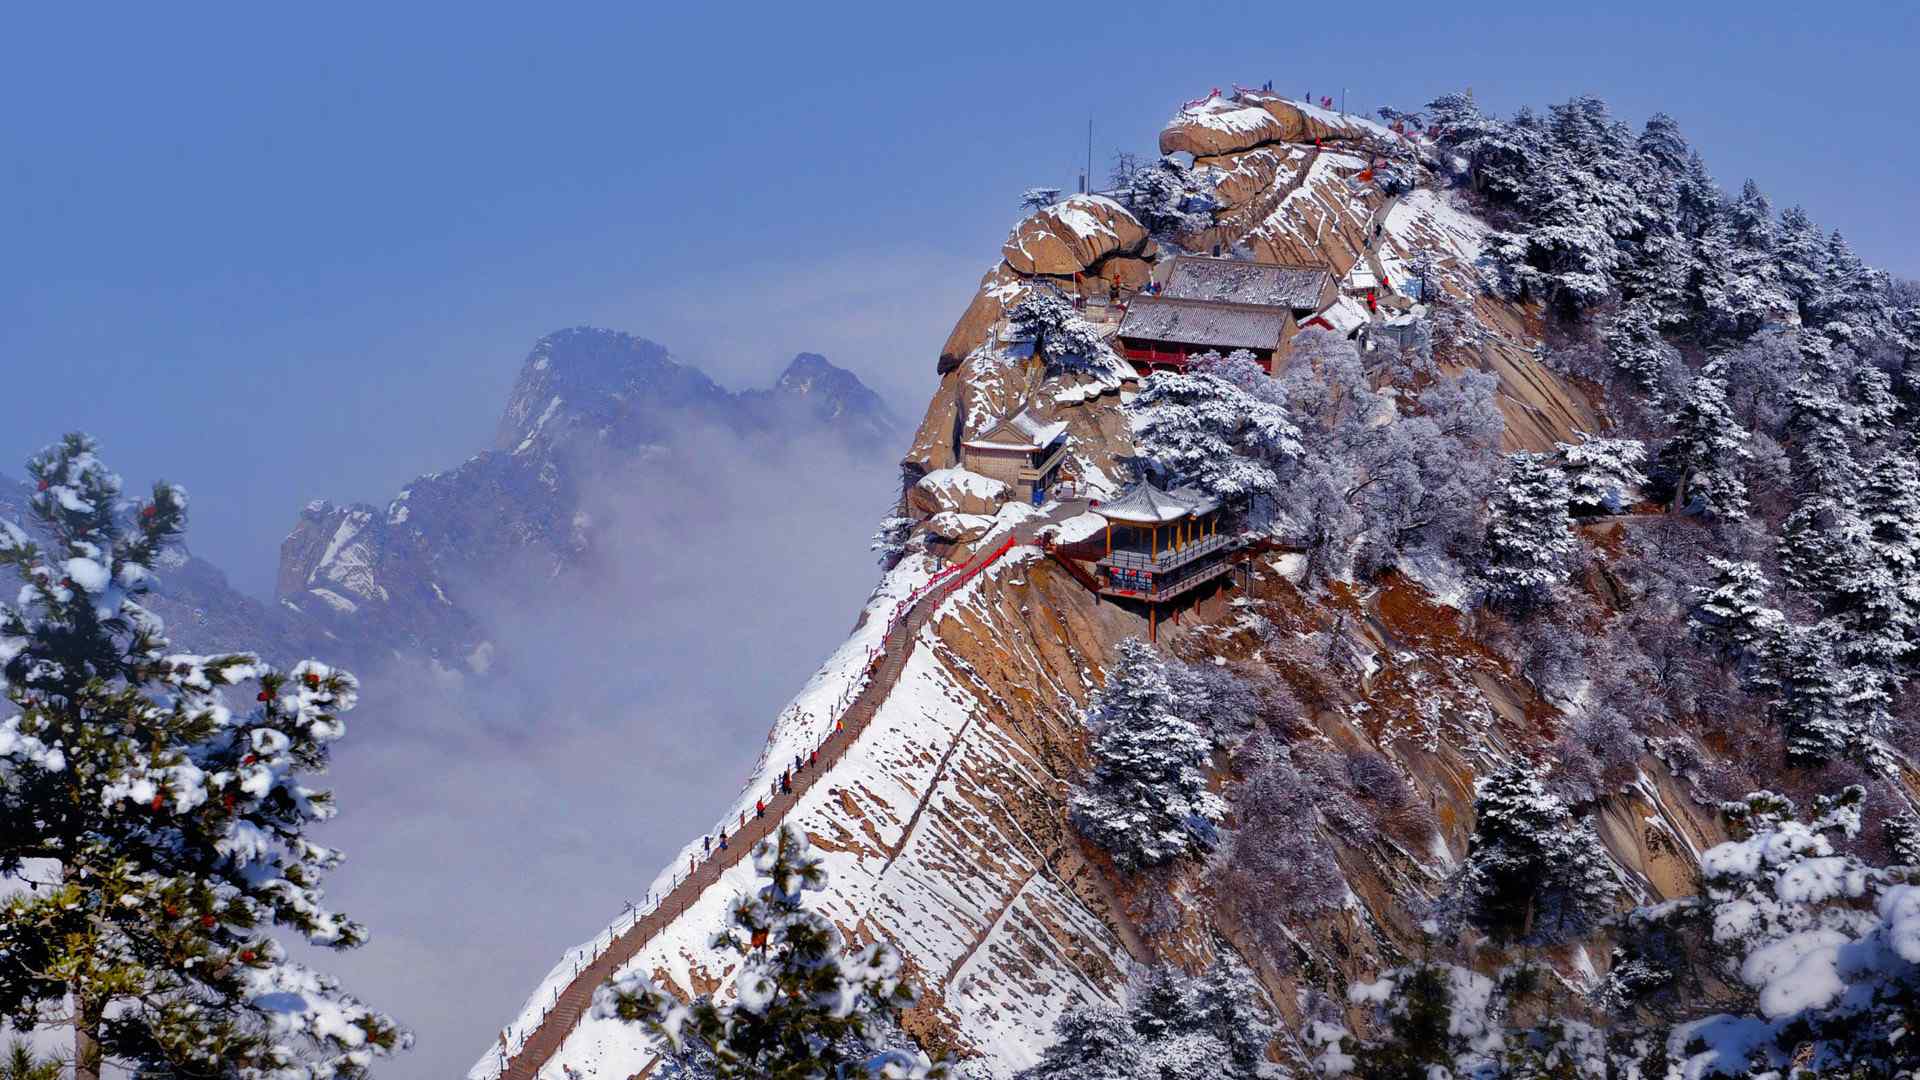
[1090,480,1249,640]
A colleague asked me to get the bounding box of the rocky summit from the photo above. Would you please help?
[476,83,1920,1080]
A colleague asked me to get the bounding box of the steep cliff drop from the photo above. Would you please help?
[473,91,1713,1080]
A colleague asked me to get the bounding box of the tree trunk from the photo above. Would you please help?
[74,995,101,1080]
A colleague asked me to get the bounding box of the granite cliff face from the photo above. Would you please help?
[481,94,1734,1080]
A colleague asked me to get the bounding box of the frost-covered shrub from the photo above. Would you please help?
[1547,705,1643,806]
[1166,656,1301,748]
[1212,741,1345,943]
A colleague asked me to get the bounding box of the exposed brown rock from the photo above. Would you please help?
[1002,195,1148,276]
[939,264,1026,374]
[1159,99,1289,157]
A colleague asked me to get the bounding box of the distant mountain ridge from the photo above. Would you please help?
[2,328,897,671]
[275,327,898,667]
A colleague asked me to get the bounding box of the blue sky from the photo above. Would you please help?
[5,2,1916,595]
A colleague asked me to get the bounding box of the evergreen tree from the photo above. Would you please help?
[0,435,406,1080]
[593,825,943,1079]
[1655,361,1750,517]
[1619,114,1696,325]
[1069,640,1224,872]
[1128,364,1300,505]
[1687,558,1788,679]
[1484,97,1648,313]
[1016,1005,1146,1080]
[1857,445,1920,667]
[1424,91,1542,203]
[1006,293,1111,373]
[1021,961,1277,1080]
[1556,435,1647,516]
[1340,963,1483,1080]
[0,1043,58,1080]
[1772,621,1884,766]
[1480,452,1577,611]
[1122,156,1210,237]
[1601,300,1682,400]
[1451,763,1620,945]
[1709,179,1790,337]
[1774,205,1829,316]
[1809,230,1890,346]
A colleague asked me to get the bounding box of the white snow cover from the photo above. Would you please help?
[472,544,1129,1079]
[1170,96,1278,137]
[917,467,1009,504]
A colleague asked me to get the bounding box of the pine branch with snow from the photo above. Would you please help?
[0,434,407,1080]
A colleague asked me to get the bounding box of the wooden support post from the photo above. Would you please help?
[1152,525,1158,559]
[1105,522,1112,557]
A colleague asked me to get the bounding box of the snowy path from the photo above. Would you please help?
[496,501,1086,1080]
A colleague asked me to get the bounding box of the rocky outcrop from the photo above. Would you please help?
[910,468,1009,517]
[1001,195,1149,276]
[1158,97,1290,157]
[939,265,1029,374]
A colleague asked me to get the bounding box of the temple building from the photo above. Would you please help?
[1091,479,1247,638]
[960,408,1070,505]
[1116,255,1333,374]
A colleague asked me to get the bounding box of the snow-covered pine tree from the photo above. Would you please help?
[1556,435,1647,516]
[1599,786,1920,1076]
[1006,292,1111,373]
[1687,558,1788,679]
[1774,204,1829,317]
[1016,1004,1146,1080]
[1122,156,1210,237]
[1480,452,1577,611]
[0,434,406,1080]
[1655,360,1750,517]
[1021,961,1277,1080]
[1484,97,1647,313]
[1451,762,1620,945]
[1127,363,1300,505]
[1424,91,1542,203]
[1711,179,1791,338]
[1601,299,1682,401]
[1809,229,1891,347]
[1771,620,1885,766]
[1069,640,1224,872]
[870,507,914,569]
[1619,114,1694,326]
[1857,444,1920,668]
[593,825,943,1079]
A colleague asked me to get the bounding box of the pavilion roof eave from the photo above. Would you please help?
[1092,479,1219,524]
